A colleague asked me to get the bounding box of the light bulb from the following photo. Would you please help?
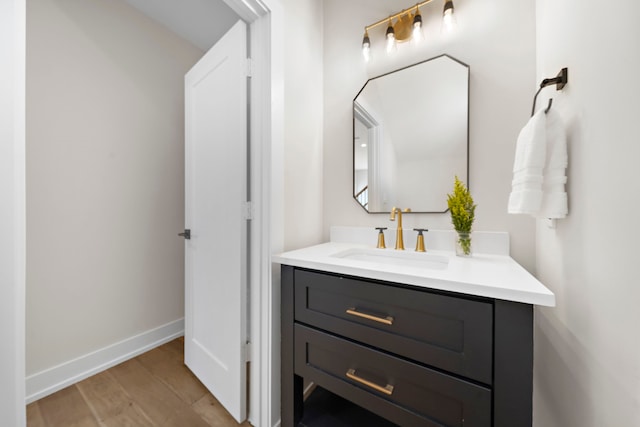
[385,23,396,54]
[386,34,396,53]
[412,10,423,42]
[362,44,371,61]
[362,31,371,62]
[442,0,457,33]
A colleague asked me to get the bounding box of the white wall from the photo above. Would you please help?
[282,0,324,251]
[26,0,202,376]
[534,1,640,425]
[0,0,26,424]
[322,0,538,271]
[270,1,323,424]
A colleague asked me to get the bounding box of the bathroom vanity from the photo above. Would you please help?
[274,229,555,427]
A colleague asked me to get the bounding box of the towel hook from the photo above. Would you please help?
[531,68,568,116]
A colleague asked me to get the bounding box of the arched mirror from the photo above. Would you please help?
[353,54,469,213]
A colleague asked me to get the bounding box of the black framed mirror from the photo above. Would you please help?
[353,54,469,213]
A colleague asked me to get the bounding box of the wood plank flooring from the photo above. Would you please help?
[27,338,251,427]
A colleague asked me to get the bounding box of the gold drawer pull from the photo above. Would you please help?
[346,369,394,396]
[346,308,394,325]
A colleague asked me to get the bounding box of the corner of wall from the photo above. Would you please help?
[282,0,325,251]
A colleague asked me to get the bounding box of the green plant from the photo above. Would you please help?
[447,176,476,255]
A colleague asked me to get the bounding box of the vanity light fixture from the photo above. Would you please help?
[361,0,456,61]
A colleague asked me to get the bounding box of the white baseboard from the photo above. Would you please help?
[25,318,184,404]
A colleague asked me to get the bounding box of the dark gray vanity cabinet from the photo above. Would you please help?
[281,265,534,427]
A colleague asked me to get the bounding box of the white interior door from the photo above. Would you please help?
[184,20,248,423]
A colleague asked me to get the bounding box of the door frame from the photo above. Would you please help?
[2,0,283,426]
[212,1,284,426]
[1,0,26,426]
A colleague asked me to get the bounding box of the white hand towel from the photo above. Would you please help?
[508,109,547,214]
[538,108,568,218]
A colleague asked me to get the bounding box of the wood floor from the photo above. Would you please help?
[27,338,251,427]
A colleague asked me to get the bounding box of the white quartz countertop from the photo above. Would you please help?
[272,242,555,307]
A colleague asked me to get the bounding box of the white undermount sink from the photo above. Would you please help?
[330,247,450,270]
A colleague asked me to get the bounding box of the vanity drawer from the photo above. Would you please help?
[294,269,493,384]
[295,324,491,427]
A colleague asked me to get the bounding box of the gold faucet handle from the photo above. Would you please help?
[413,228,428,252]
[375,227,387,249]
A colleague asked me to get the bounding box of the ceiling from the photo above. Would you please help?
[123,0,240,51]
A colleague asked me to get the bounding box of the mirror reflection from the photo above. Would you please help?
[353,54,469,213]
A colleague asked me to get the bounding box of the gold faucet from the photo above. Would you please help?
[389,207,411,250]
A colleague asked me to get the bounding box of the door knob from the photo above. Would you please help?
[178,229,191,240]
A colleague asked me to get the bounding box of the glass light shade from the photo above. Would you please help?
[362,33,371,61]
[386,35,397,53]
[412,21,424,42]
[385,23,396,53]
[443,11,456,32]
[363,44,371,61]
[442,1,457,33]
